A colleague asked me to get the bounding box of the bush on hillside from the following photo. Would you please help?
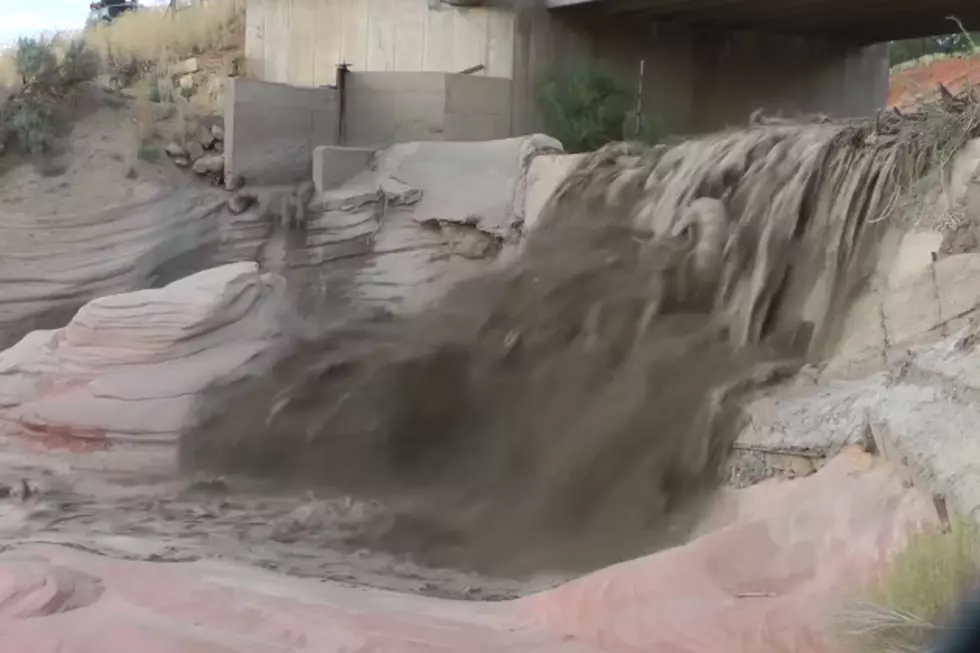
[87,0,245,73]
[538,65,659,153]
[0,37,100,157]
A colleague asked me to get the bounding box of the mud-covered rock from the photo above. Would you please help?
[192,155,224,176]
[0,263,286,445]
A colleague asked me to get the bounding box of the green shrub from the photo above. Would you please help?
[59,40,101,87]
[137,146,161,163]
[538,65,658,153]
[13,37,59,88]
[0,37,101,159]
[4,101,54,156]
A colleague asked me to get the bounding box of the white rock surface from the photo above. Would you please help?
[226,134,563,316]
[824,240,980,378]
[0,188,227,347]
[738,331,980,520]
[522,153,585,234]
[0,262,285,445]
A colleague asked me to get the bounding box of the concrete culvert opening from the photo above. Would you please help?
[180,104,980,579]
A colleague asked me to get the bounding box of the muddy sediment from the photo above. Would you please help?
[181,116,978,577]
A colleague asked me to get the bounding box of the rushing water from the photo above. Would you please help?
[181,118,970,576]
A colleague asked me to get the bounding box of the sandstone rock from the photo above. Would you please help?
[95,73,118,91]
[186,141,206,161]
[215,135,562,317]
[0,263,285,444]
[170,57,199,77]
[198,125,216,150]
[193,155,224,176]
[211,124,225,141]
[737,329,980,524]
[227,193,256,215]
[0,445,936,653]
[823,238,980,379]
[377,136,562,241]
[179,74,196,90]
[0,188,228,347]
[173,157,191,168]
[165,142,187,158]
[224,173,244,191]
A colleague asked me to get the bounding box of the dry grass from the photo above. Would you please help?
[131,80,159,145]
[837,518,980,653]
[0,32,75,87]
[0,0,244,88]
[0,54,17,87]
[86,0,245,71]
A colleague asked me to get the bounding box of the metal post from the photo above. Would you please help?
[632,59,645,140]
[336,62,351,146]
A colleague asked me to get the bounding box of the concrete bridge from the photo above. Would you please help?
[241,0,979,151]
[545,0,980,42]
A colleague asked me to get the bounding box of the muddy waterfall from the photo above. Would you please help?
[180,114,978,576]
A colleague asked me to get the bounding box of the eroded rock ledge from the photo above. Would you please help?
[0,262,285,447]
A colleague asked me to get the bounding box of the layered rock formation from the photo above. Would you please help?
[220,135,561,315]
[0,188,227,348]
[0,262,285,447]
[0,447,937,653]
[0,135,559,353]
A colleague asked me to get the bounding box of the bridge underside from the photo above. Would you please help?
[547,0,980,42]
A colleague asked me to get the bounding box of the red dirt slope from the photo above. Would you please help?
[889,54,980,110]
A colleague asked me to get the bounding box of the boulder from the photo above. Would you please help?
[198,125,216,150]
[193,155,224,176]
[164,142,187,158]
[186,141,206,161]
[227,192,256,215]
[170,57,199,77]
[0,263,286,446]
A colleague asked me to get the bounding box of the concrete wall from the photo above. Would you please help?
[511,8,698,137]
[511,6,889,137]
[345,72,513,148]
[245,0,515,85]
[689,30,889,132]
[225,78,339,185]
[226,74,513,180]
[444,73,513,141]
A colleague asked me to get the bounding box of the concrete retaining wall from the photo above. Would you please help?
[444,74,512,141]
[346,72,513,147]
[225,78,339,186]
[226,73,514,182]
[245,0,514,85]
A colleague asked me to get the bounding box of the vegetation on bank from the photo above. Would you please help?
[890,32,979,69]
[837,518,980,653]
[0,0,245,87]
[538,65,660,153]
[86,0,245,81]
[0,0,245,166]
[0,38,100,158]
